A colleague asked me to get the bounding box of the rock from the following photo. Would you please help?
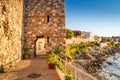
[106,62,113,65]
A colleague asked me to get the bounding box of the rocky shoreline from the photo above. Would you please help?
[73,46,120,80]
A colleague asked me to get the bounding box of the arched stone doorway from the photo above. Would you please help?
[34,36,46,57]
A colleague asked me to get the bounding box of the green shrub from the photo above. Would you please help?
[100,37,108,43]
[66,41,99,59]
[55,60,65,72]
[47,55,65,72]
[66,44,80,59]
[53,46,62,55]
[46,55,57,64]
[65,74,75,80]
[66,30,74,39]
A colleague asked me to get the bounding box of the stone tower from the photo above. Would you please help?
[23,0,66,56]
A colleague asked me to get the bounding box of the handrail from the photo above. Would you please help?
[56,55,97,80]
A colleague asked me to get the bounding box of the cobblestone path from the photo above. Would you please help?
[0,56,60,80]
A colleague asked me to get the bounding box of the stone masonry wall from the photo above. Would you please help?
[23,0,66,56]
[0,0,23,70]
[0,0,66,70]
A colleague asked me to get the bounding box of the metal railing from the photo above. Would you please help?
[56,55,97,80]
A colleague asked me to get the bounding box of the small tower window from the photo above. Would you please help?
[47,37,49,43]
[47,16,50,23]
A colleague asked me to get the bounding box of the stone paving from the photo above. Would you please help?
[0,56,60,80]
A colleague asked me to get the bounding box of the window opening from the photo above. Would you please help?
[47,16,50,23]
[47,37,49,43]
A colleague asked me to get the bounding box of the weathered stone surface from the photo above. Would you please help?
[23,0,66,55]
[0,0,23,70]
[0,0,66,70]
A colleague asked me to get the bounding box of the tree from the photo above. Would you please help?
[100,37,108,43]
[66,29,74,39]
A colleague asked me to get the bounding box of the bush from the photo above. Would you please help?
[53,46,62,55]
[100,37,108,43]
[55,60,65,72]
[66,41,99,59]
[47,55,57,64]
[66,44,80,59]
[65,74,75,80]
[66,30,74,39]
[47,55,65,72]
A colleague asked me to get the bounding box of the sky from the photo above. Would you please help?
[65,0,120,37]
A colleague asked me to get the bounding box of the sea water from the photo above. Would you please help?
[99,53,120,80]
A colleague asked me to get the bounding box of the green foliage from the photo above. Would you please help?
[89,41,98,47]
[100,37,108,43]
[23,47,30,59]
[23,47,29,53]
[66,44,80,59]
[107,41,120,47]
[78,42,88,49]
[47,55,57,64]
[55,60,65,72]
[99,75,108,80]
[47,47,64,71]
[66,41,99,59]
[47,55,65,72]
[53,46,62,55]
[66,30,74,39]
[65,74,75,80]
[109,41,115,46]
[115,43,120,47]
[107,42,113,48]
[78,42,98,50]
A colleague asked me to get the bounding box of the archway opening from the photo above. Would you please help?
[35,36,46,56]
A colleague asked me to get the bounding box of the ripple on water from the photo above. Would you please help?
[99,53,120,80]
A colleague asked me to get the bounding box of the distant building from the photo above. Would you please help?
[111,36,120,42]
[66,30,97,45]
[72,30,84,38]
[83,32,95,42]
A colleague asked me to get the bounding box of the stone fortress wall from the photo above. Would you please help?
[0,0,66,70]
[0,0,23,70]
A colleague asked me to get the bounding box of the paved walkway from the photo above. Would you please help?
[0,56,60,80]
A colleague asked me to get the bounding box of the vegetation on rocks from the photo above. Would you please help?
[66,41,99,59]
[100,37,109,43]
[66,41,120,80]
